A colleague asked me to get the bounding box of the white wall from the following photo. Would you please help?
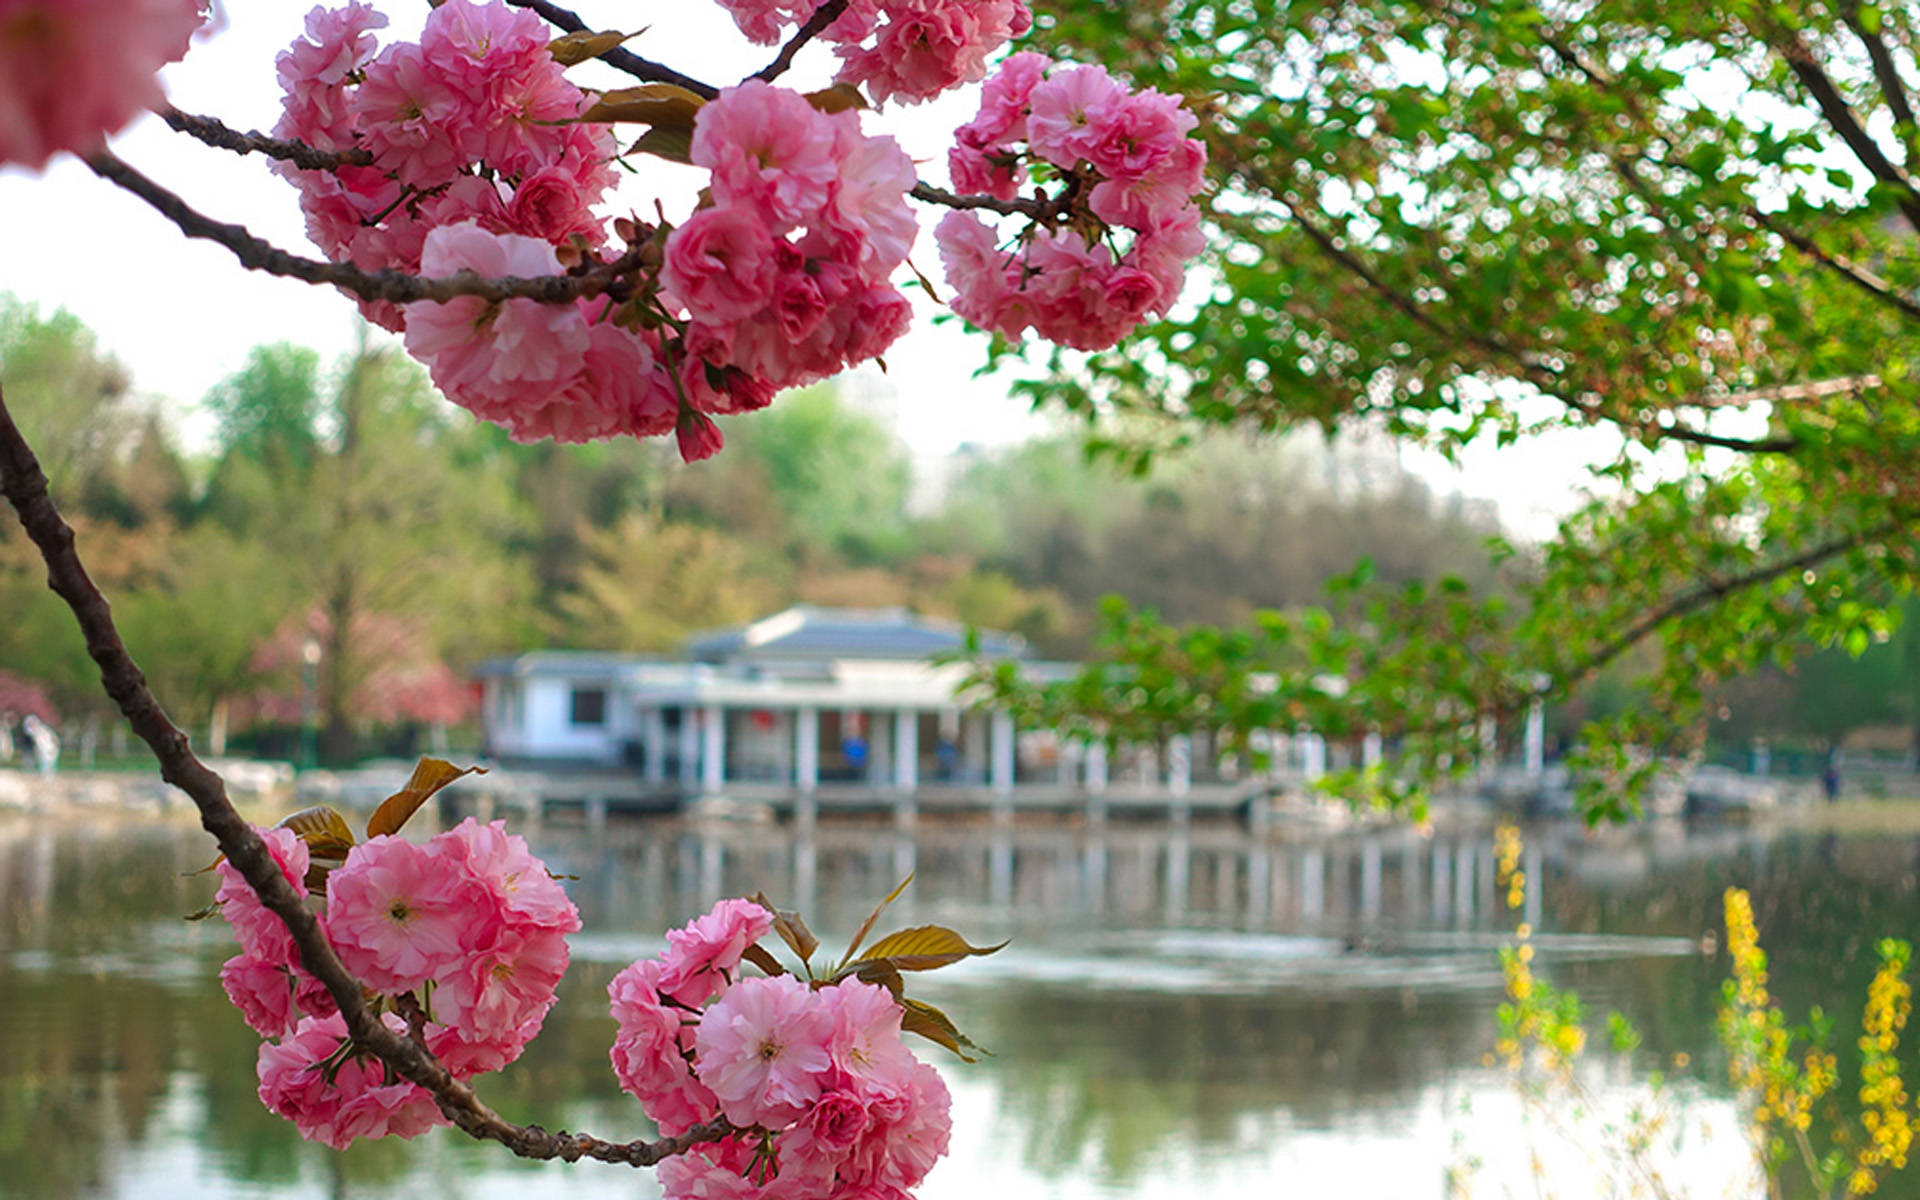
[519,677,624,764]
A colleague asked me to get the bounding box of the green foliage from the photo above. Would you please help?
[950,2,1920,815]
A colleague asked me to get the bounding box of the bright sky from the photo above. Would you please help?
[0,1,1614,539]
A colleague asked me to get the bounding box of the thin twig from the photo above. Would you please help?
[160,107,374,171]
[507,0,718,98]
[753,0,849,83]
[0,387,730,1167]
[1755,209,1920,323]
[87,150,644,307]
[909,181,1047,219]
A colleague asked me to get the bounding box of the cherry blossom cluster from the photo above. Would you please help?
[661,80,918,403]
[215,820,581,1149]
[936,53,1207,351]
[1,0,1211,464]
[272,1,674,446]
[716,0,1031,105]
[609,899,952,1198]
[0,0,208,168]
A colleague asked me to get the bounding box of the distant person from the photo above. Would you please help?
[1821,757,1842,803]
[842,733,868,780]
[935,737,958,781]
[22,713,58,776]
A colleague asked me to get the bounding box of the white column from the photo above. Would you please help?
[1300,732,1327,782]
[990,712,1015,796]
[701,703,725,792]
[963,712,989,783]
[795,706,819,792]
[677,708,699,787]
[1085,740,1109,792]
[1362,731,1383,770]
[1524,700,1546,778]
[1360,838,1382,920]
[643,707,667,784]
[894,708,919,792]
[1167,735,1192,795]
[868,710,890,787]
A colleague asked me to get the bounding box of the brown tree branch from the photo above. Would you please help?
[754,0,849,83]
[1240,167,1800,455]
[1569,524,1897,683]
[1770,30,1920,233]
[1754,208,1920,322]
[1844,8,1920,138]
[507,0,718,98]
[87,150,646,307]
[159,107,373,171]
[908,180,1047,219]
[0,387,730,1167]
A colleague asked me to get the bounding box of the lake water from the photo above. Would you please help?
[4,804,1915,1200]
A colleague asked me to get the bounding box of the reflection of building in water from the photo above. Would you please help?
[563,821,1566,943]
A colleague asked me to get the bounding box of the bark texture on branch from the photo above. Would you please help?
[0,386,727,1168]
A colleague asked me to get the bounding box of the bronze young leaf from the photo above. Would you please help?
[838,873,914,971]
[741,942,788,977]
[853,924,1008,972]
[899,996,989,1063]
[364,757,486,839]
[546,28,638,67]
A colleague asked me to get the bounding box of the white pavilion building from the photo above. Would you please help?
[475,606,1049,797]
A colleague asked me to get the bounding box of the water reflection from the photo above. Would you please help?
[5,810,1919,1199]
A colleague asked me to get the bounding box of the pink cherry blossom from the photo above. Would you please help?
[427,1014,543,1078]
[676,408,728,465]
[663,208,784,325]
[257,1013,446,1150]
[820,980,917,1092]
[657,1137,765,1200]
[969,49,1049,143]
[222,953,300,1038]
[352,42,469,189]
[609,959,692,1095]
[275,1,388,152]
[505,164,601,243]
[216,825,311,965]
[692,81,841,235]
[659,898,775,1005]
[1088,138,1208,228]
[833,0,1031,106]
[694,974,834,1128]
[842,1058,952,1190]
[1025,64,1126,170]
[430,818,581,937]
[713,0,810,44]
[322,834,483,994]
[775,1087,871,1184]
[435,924,571,1041]
[0,0,207,170]
[404,222,593,425]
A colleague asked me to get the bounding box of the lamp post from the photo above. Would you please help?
[299,635,321,771]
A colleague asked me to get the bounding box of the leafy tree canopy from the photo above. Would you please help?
[972,1,1920,816]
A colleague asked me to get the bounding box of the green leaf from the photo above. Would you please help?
[853,924,1009,972]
